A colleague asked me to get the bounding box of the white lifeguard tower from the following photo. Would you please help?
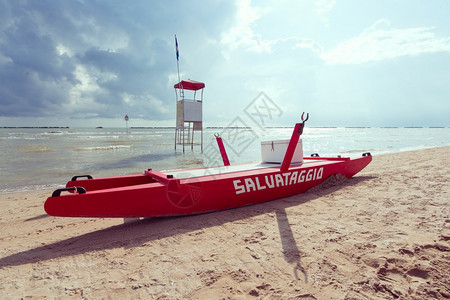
[174,79,205,152]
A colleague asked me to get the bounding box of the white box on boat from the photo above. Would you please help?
[261,139,303,163]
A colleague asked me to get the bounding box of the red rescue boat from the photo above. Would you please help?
[44,114,372,218]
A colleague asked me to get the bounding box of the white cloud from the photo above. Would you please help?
[315,0,336,27]
[0,52,12,65]
[220,1,325,59]
[220,0,273,56]
[120,93,168,116]
[321,19,450,64]
[68,65,107,110]
[56,44,72,56]
[293,38,323,53]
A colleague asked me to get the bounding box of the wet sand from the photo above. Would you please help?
[0,147,449,299]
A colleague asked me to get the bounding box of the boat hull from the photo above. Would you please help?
[44,155,371,218]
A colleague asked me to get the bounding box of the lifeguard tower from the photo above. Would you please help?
[174,79,205,152]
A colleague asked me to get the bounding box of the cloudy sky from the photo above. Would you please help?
[0,0,449,127]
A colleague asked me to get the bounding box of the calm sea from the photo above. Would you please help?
[1,126,449,192]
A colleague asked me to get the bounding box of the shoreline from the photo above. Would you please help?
[0,146,449,299]
[2,145,450,194]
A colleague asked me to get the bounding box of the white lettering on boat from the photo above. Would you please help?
[233,167,324,195]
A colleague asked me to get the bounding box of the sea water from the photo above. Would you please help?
[1,127,449,192]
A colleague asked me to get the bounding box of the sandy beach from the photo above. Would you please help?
[1,147,449,299]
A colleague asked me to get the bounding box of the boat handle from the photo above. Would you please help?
[301,112,309,122]
[71,175,93,181]
[297,112,309,135]
[51,186,87,197]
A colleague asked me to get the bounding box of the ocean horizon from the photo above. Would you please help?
[1,126,448,129]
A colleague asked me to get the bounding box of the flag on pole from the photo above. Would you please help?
[175,35,179,61]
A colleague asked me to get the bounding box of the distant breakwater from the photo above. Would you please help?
[1,126,70,129]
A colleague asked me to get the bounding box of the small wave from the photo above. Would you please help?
[345,148,376,154]
[23,146,53,153]
[104,139,143,144]
[2,183,64,194]
[76,145,134,151]
[40,131,66,136]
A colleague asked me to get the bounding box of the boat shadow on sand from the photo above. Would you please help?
[0,175,375,278]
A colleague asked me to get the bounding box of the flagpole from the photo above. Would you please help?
[175,34,181,85]
[174,34,181,151]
